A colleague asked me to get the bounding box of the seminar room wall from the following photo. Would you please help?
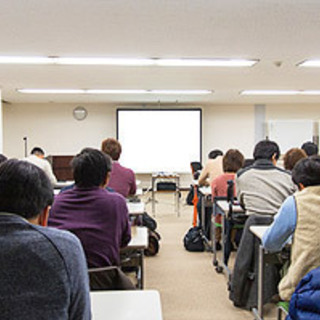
[3,103,256,186]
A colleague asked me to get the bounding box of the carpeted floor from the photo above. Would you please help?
[142,192,276,320]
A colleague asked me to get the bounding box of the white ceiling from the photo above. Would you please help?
[1,0,320,105]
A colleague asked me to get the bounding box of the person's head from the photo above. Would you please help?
[0,154,7,164]
[253,140,280,162]
[208,149,223,160]
[292,156,320,189]
[101,138,122,161]
[223,149,245,173]
[301,141,318,157]
[0,159,53,223]
[72,148,112,188]
[283,148,307,171]
[31,147,45,158]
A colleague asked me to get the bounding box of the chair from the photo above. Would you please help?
[88,266,136,291]
[190,161,202,180]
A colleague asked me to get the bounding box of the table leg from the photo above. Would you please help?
[152,177,155,216]
[252,244,264,320]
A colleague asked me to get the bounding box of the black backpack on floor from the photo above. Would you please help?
[183,226,204,252]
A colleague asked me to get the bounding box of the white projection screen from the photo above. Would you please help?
[117,109,202,173]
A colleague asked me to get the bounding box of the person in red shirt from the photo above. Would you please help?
[211,149,244,250]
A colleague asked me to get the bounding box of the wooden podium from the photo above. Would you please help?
[47,155,74,181]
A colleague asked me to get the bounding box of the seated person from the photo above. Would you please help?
[0,159,90,319]
[198,149,223,186]
[24,146,57,186]
[236,139,295,215]
[301,141,318,156]
[101,138,136,197]
[283,148,307,171]
[49,148,131,268]
[262,156,320,301]
[211,149,244,250]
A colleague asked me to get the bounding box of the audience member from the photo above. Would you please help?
[236,140,295,215]
[101,138,136,197]
[211,149,244,249]
[198,149,223,186]
[49,148,131,268]
[283,148,307,171]
[0,160,90,319]
[263,156,320,301]
[301,141,318,156]
[24,147,57,186]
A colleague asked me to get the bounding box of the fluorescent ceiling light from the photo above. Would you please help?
[241,90,300,95]
[17,89,85,94]
[0,56,52,64]
[156,59,258,67]
[56,57,154,66]
[240,90,320,95]
[297,60,320,67]
[87,89,148,94]
[18,88,213,95]
[0,56,258,67]
[150,90,212,95]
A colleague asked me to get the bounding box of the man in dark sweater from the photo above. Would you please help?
[49,148,131,267]
[0,160,91,320]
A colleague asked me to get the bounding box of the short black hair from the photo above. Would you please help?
[31,147,45,156]
[253,140,280,161]
[292,156,320,187]
[301,141,318,156]
[0,159,53,219]
[208,149,223,159]
[72,148,112,188]
[0,154,7,164]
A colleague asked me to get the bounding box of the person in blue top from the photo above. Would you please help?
[263,156,320,301]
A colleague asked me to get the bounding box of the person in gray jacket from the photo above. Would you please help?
[0,159,91,320]
[236,139,295,215]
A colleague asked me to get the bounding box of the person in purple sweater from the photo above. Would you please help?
[101,138,136,198]
[48,148,131,268]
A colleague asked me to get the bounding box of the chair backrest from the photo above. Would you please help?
[190,161,202,172]
[88,266,136,291]
[190,162,202,179]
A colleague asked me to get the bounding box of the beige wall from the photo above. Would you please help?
[4,102,319,186]
[3,103,117,159]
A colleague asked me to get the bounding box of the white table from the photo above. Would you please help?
[122,226,148,289]
[151,173,180,216]
[127,226,148,249]
[90,290,163,320]
[213,199,246,281]
[127,202,145,216]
